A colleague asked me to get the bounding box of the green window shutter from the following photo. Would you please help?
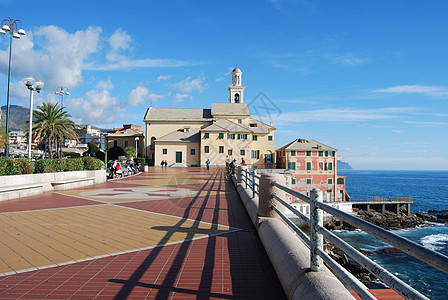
[204,133,209,139]
[306,162,312,170]
[328,163,333,171]
[291,151,296,156]
[268,136,273,141]
[306,179,312,184]
[337,178,344,184]
[253,135,257,141]
[319,151,323,156]
[218,133,224,139]
[325,151,328,157]
[328,179,333,184]
[306,151,311,156]
[292,178,296,184]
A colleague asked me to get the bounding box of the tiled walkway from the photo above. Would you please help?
[0,167,286,299]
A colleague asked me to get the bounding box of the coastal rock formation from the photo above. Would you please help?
[355,209,424,230]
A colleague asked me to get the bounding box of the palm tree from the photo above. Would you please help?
[30,102,78,158]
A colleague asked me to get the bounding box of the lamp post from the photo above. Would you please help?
[55,86,69,158]
[23,76,44,159]
[135,137,139,158]
[55,86,69,107]
[1,17,26,157]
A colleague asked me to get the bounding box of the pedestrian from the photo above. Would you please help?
[161,160,164,169]
[241,158,246,166]
[164,160,168,168]
[206,159,210,172]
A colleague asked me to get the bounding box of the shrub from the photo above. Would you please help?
[134,157,146,166]
[65,158,84,171]
[82,157,103,170]
[63,152,81,158]
[0,157,103,175]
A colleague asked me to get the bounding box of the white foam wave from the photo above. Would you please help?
[420,233,448,251]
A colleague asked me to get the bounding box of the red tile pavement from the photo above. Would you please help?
[0,167,287,299]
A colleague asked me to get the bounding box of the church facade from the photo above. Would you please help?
[143,68,276,168]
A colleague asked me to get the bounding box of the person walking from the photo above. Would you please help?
[206,159,210,172]
[164,160,168,168]
[161,160,164,169]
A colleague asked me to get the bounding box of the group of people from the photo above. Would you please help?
[205,158,247,179]
[160,160,168,168]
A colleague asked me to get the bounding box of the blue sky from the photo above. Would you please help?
[1,0,447,170]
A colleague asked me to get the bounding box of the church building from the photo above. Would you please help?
[143,68,276,168]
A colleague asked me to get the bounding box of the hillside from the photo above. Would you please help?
[338,161,353,170]
[1,105,29,131]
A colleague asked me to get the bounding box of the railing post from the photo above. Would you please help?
[310,188,324,271]
[237,165,245,185]
[259,174,286,219]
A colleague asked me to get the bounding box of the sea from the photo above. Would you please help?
[336,170,448,299]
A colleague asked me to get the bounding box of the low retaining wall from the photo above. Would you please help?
[0,170,106,201]
[232,175,355,300]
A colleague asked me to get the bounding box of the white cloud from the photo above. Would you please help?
[69,89,120,124]
[0,25,101,91]
[106,28,132,63]
[327,53,370,65]
[126,86,163,106]
[253,107,416,124]
[392,129,403,134]
[96,79,114,90]
[174,93,192,103]
[157,75,172,81]
[374,85,448,97]
[406,121,448,126]
[172,75,208,93]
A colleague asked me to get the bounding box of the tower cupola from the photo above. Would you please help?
[228,67,245,103]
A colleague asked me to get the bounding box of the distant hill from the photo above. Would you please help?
[338,161,353,170]
[1,105,29,131]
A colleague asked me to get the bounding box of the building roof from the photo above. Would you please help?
[202,119,252,133]
[232,67,242,73]
[144,107,212,121]
[107,128,144,138]
[155,128,201,143]
[277,139,338,152]
[245,117,274,134]
[211,103,250,117]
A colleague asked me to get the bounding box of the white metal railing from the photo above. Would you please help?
[239,169,448,300]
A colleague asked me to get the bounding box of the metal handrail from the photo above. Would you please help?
[236,169,448,299]
[272,194,427,299]
[272,182,448,275]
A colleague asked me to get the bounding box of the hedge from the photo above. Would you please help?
[0,157,104,175]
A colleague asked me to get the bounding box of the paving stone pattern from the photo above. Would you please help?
[0,167,286,299]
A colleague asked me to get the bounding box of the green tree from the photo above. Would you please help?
[124,146,136,159]
[30,102,78,158]
[107,146,125,161]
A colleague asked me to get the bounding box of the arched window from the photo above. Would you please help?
[234,93,239,103]
[150,136,156,150]
[337,178,345,184]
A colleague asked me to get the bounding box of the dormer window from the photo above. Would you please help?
[249,123,257,127]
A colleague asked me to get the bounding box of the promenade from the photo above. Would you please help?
[0,167,286,299]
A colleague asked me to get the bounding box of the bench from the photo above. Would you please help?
[51,177,96,190]
[0,183,45,201]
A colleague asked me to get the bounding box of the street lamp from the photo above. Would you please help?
[1,17,26,157]
[135,137,139,158]
[23,76,44,159]
[55,86,69,107]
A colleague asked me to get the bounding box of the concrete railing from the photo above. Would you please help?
[234,167,448,300]
[0,169,106,201]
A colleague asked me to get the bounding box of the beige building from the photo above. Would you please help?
[143,68,276,168]
[106,124,145,157]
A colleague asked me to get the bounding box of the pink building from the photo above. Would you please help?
[276,139,347,202]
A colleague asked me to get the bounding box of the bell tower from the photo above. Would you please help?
[228,67,245,103]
